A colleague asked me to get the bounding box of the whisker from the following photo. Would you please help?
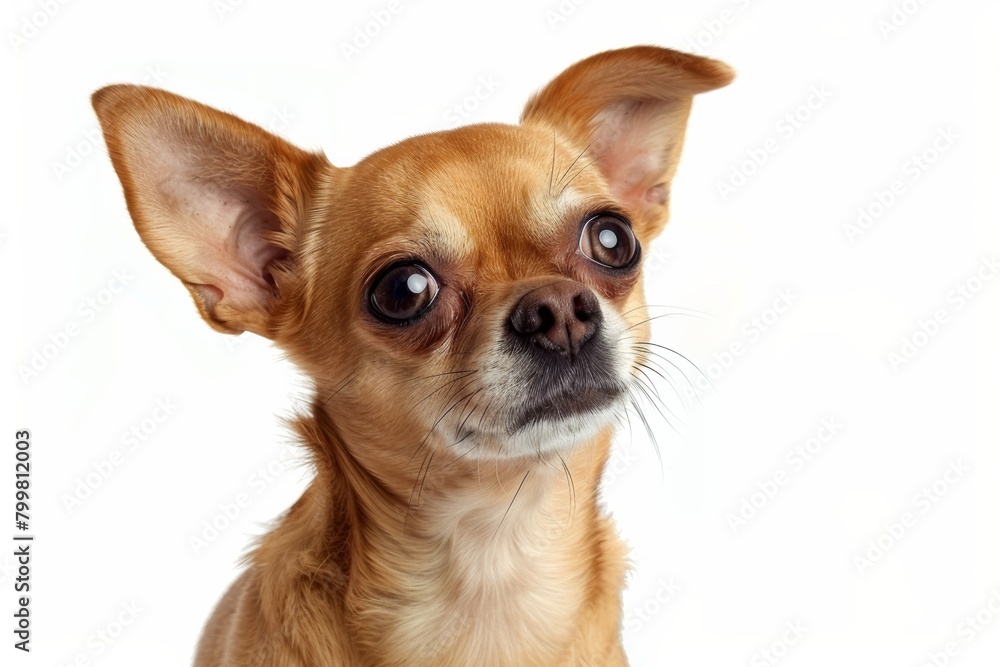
[633,357,669,385]
[630,343,702,400]
[414,451,435,506]
[634,359,689,410]
[397,369,477,385]
[619,394,634,445]
[622,311,706,332]
[627,392,662,476]
[558,156,600,197]
[632,341,715,392]
[410,380,484,475]
[321,368,362,407]
[456,388,485,435]
[441,440,482,470]
[493,469,531,539]
[556,451,576,517]
[554,140,595,192]
[477,396,497,433]
[631,376,686,443]
[621,303,715,318]
[404,449,435,531]
[405,375,479,469]
[413,370,478,407]
[548,131,557,197]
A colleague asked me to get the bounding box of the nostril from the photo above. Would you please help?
[511,301,553,335]
[536,304,555,332]
[572,292,600,321]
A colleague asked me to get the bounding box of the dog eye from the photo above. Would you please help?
[579,213,639,269]
[369,263,439,322]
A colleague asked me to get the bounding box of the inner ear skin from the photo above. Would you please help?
[235,210,288,293]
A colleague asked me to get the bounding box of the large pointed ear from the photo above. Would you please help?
[92,85,329,337]
[521,46,733,237]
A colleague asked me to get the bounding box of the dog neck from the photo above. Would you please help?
[249,398,627,665]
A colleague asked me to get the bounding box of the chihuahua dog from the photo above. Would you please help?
[93,46,731,666]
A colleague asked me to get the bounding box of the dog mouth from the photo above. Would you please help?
[497,327,628,436]
[507,380,624,433]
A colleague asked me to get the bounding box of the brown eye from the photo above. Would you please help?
[369,263,439,322]
[579,213,639,269]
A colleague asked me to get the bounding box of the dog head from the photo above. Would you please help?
[93,47,732,465]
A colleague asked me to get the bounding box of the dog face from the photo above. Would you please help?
[93,47,732,465]
[325,124,644,460]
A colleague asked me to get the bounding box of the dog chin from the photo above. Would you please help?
[452,404,617,462]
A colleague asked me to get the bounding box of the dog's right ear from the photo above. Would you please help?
[92,85,329,337]
[521,47,733,239]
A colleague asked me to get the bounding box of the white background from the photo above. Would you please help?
[4,0,1000,665]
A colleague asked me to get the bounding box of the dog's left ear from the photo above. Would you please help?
[522,46,733,238]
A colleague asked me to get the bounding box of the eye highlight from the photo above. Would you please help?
[369,263,439,322]
[579,213,639,269]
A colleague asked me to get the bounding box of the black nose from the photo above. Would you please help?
[509,281,603,359]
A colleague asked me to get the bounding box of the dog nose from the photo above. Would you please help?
[509,281,603,359]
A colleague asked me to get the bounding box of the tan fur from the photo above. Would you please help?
[93,46,732,666]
